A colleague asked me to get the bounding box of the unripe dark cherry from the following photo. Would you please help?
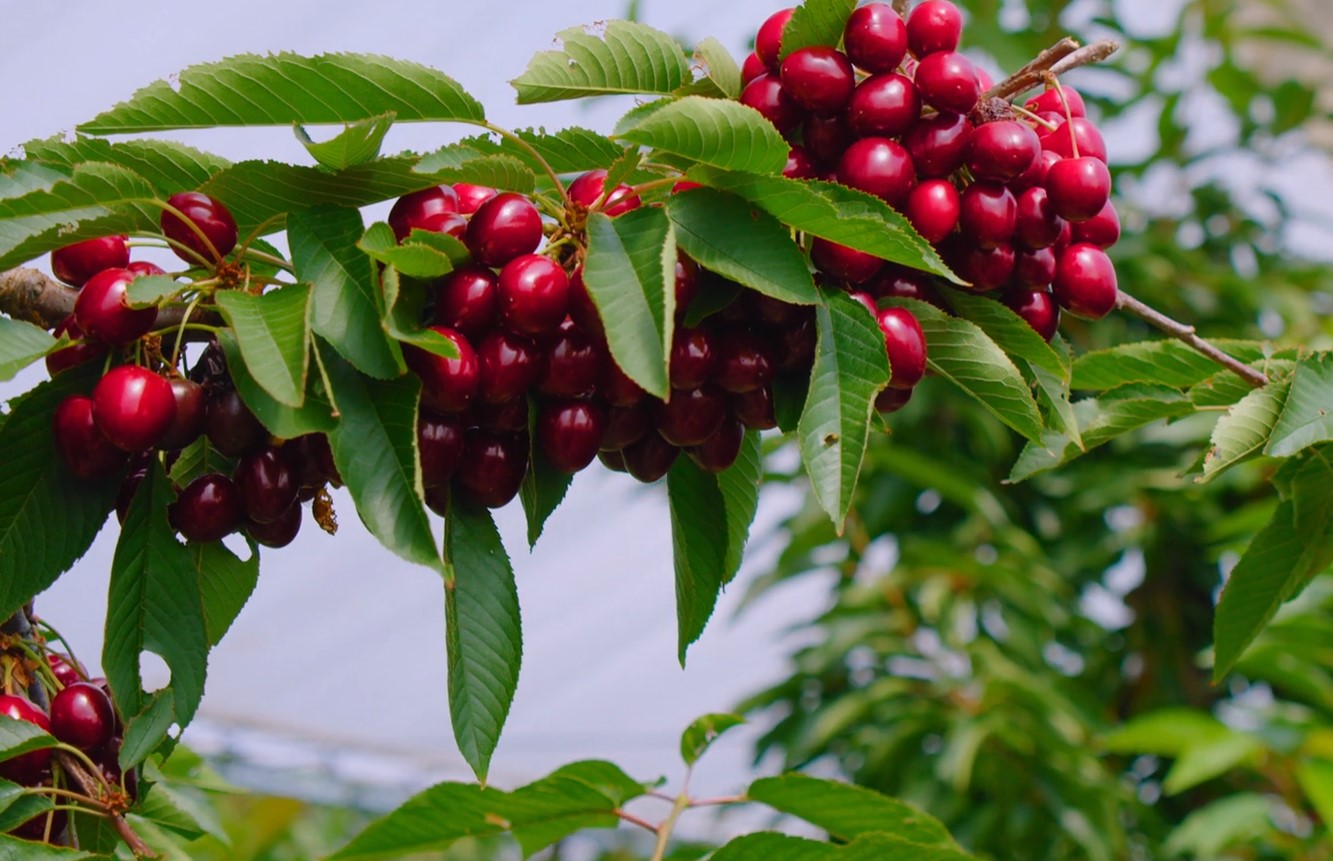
[388,185,460,241]
[477,330,543,403]
[739,74,804,134]
[903,112,972,178]
[655,386,729,447]
[235,447,298,524]
[405,327,479,414]
[539,321,604,397]
[92,366,177,452]
[843,2,908,73]
[74,268,158,345]
[1003,286,1061,341]
[755,7,795,69]
[568,169,641,217]
[959,182,1017,250]
[49,682,115,753]
[205,388,267,457]
[1045,156,1112,222]
[497,254,569,335]
[51,235,129,287]
[907,0,963,56]
[780,47,855,115]
[0,695,51,784]
[966,120,1041,182]
[670,327,717,390]
[171,473,243,543]
[457,430,528,509]
[1053,243,1118,319]
[845,74,920,138]
[837,137,916,206]
[53,395,127,480]
[465,192,543,267]
[913,51,979,115]
[435,266,499,337]
[876,307,927,390]
[539,400,608,474]
[161,192,238,264]
[906,179,961,244]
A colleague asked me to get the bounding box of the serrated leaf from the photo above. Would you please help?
[0,778,54,835]
[125,275,184,308]
[618,96,789,175]
[218,331,335,437]
[781,0,859,59]
[81,53,483,133]
[1200,377,1291,481]
[0,318,56,382]
[133,776,227,842]
[453,128,627,178]
[194,540,259,647]
[0,716,56,762]
[215,284,311,408]
[21,136,231,194]
[1072,339,1268,390]
[0,364,119,620]
[379,265,463,359]
[119,689,176,771]
[0,835,100,859]
[289,206,403,379]
[0,161,74,201]
[519,439,574,549]
[511,21,690,104]
[941,289,1067,379]
[1191,361,1296,407]
[103,462,208,727]
[678,37,743,99]
[411,143,536,194]
[1266,353,1333,457]
[681,713,745,766]
[583,208,676,399]
[748,774,956,847]
[668,188,817,305]
[359,221,463,281]
[1028,336,1083,449]
[167,437,234,489]
[296,112,395,171]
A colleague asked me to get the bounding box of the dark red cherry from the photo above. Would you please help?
[1026,85,1086,118]
[171,473,242,543]
[126,261,166,278]
[739,74,804,134]
[803,114,853,167]
[734,385,777,430]
[157,378,206,450]
[906,179,961,244]
[907,0,963,56]
[913,51,979,114]
[0,695,51,784]
[755,7,795,70]
[51,235,129,287]
[414,211,467,240]
[435,266,499,337]
[867,266,944,307]
[474,397,529,432]
[568,169,642,217]
[1003,286,1060,341]
[45,315,106,376]
[405,327,479,414]
[235,446,298,524]
[1011,149,1062,192]
[465,192,543,267]
[1014,186,1067,250]
[741,52,767,86]
[161,192,238,264]
[246,502,302,548]
[205,388,267,457]
[848,290,877,316]
[846,74,920,138]
[115,464,148,524]
[670,327,717,390]
[1053,243,1117,319]
[1071,201,1120,248]
[567,266,604,335]
[876,307,927,389]
[1045,156,1112,222]
[811,238,884,285]
[948,239,1015,291]
[903,112,973,178]
[498,254,569,335]
[600,403,652,450]
[389,186,460,241]
[92,365,177,452]
[49,682,114,753]
[74,268,157,345]
[966,120,1041,182]
[53,395,128,481]
[418,413,465,488]
[1042,117,1108,162]
[598,449,629,473]
[603,359,647,407]
[837,137,915,206]
[1014,246,1057,287]
[476,330,543,403]
[875,385,914,414]
[674,254,701,313]
[457,430,528,508]
[784,146,819,180]
[539,321,604,397]
[959,182,1017,250]
[688,416,745,473]
[622,432,680,483]
[714,331,775,393]
[773,315,817,372]
[48,654,83,689]
[538,400,607,473]
[656,386,729,447]
[844,3,908,73]
[780,47,855,114]
[452,183,498,215]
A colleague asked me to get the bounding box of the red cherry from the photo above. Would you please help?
[876,307,927,389]
[235,446,298,524]
[1014,246,1057,287]
[161,192,238,264]
[0,695,51,784]
[780,47,855,114]
[465,192,543,267]
[670,327,717,390]
[1003,286,1061,341]
[51,235,129,288]
[436,266,499,337]
[739,74,804,134]
[539,321,604,397]
[49,683,115,753]
[803,114,853,166]
[538,400,607,473]
[734,386,777,430]
[389,186,460,241]
[126,261,166,278]
[246,502,302,548]
[907,0,963,56]
[755,7,795,70]
[913,51,979,114]
[1042,117,1108,162]
[688,416,745,473]
[474,397,529,432]
[674,254,701,313]
[419,412,465,488]
[784,145,820,180]
[948,239,1016,291]
[205,388,267,457]
[773,314,816,372]
[92,366,176,452]
[845,74,921,138]
[1014,186,1067,250]
[74,268,158,345]
[1045,156,1112,222]
[1011,149,1062,192]
[875,385,914,414]
[477,330,543,403]
[457,430,528,508]
[1053,243,1118,319]
[45,315,106,376]
[714,331,775,394]
[452,183,498,215]
[656,386,729,447]
[405,327,479,414]
[48,654,84,689]
[906,179,961,244]
[867,266,944,307]
[811,238,884,285]
[567,266,604,335]
[1071,201,1121,248]
[837,137,916,206]
[966,120,1041,182]
[603,359,647,407]
[1026,85,1086,118]
[158,378,206,450]
[844,3,908,73]
[903,112,973,178]
[959,182,1017,250]
[497,254,569,335]
[415,211,467,239]
[741,52,767,87]
[567,169,641,217]
[601,403,653,450]
[170,473,243,543]
[622,432,681,483]
[598,450,629,473]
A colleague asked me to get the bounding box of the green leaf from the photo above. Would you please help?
[689,171,960,283]
[1296,759,1333,827]
[1200,377,1291,481]
[681,713,745,766]
[125,275,184,308]
[1266,353,1333,457]
[799,291,891,532]
[1162,794,1279,859]
[678,37,743,99]
[452,128,627,178]
[668,188,817,305]
[583,208,677,399]
[0,778,54,834]
[941,289,1067,379]
[618,96,789,175]
[1072,339,1268,390]
[1162,731,1264,795]
[288,206,403,379]
[519,439,574,550]
[1028,350,1083,450]
[0,318,55,382]
[133,776,227,842]
[119,690,176,770]
[321,342,439,571]
[780,0,859,59]
[511,21,690,104]
[0,364,119,620]
[103,462,208,727]
[0,716,56,762]
[359,221,466,281]
[194,540,260,647]
[1098,709,1230,757]
[411,143,536,194]
[443,501,522,782]
[80,53,484,133]
[296,112,395,170]
[713,832,976,861]
[167,437,234,490]
[0,835,101,860]
[21,136,231,195]
[748,773,956,847]
[214,284,311,408]
[379,265,463,359]
[218,331,335,437]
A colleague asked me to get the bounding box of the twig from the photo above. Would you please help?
[614,809,659,834]
[1116,290,1269,388]
[56,752,155,858]
[0,267,220,338]
[983,38,1119,103]
[649,793,690,861]
[892,0,909,17]
[687,794,747,808]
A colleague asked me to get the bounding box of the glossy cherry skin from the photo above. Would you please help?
[734,385,777,430]
[948,239,1016,291]
[465,192,543,267]
[1042,117,1108,162]
[846,74,920,138]
[474,398,529,433]
[53,395,128,480]
[1053,243,1117,319]
[1014,186,1067,250]
[498,254,569,335]
[1014,245,1057,287]
[0,695,51,784]
[907,0,963,56]
[246,502,302,548]
[49,682,115,753]
[876,307,927,389]
[603,359,647,407]
[1026,85,1086,118]
[205,388,267,457]
[51,235,129,287]
[452,182,498,214]
[875,385,914,414]
[1003,286,1061,341]
[568,169,641,217]
[418,412,465,488]
[389,186,460,241]
[780,47,855,114]
[844,3,908,73]
[171,473,242,543]
[913,51,979,114]
[811,238,884,285]
[435,266,499,337]
[600,403,652,450]
[1071,201,1121,248]
[966,120,1041,182]
[674,255,701,313]
[784,145,820,180]
[74,268,157,345]
[45,315,106,376]
[837,137,916,206]
[803,114,853,166]
[903,112,973,178]
[158,378,206,450]
[538,400,607,473]
[622,432,680,483]
[48,654,83,689]
[741,51,767,86]
[656,386,729,447]
[959,182,1017,249]
[1011,149,1062,192]
[92,366,177,452]
[1045,156,1112,222]
[476,330,543,403]
[688,416,745,473]
[755,7,795,69]
[669,327,717,390]
[739,74,804,134]
[126,261,166,278]
[539,321,604,397]
[405,327,479,414]
[457,430,528,508]
[868,266,944,306]
[162,192,238,264]
[714,331,775,393]
[567,266,604,335]
[906,179,961,244]
[235,447,298,524]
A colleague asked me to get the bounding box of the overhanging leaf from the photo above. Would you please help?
[21,136,232,195]
[1072,339,1268,391]
[0,318,56,382]
[296,112,396,170]
[215,284,312,408]
[218,331,336,438]
[511,21,690,104]
[618,96,789,175]
[194,540,260,648]
[1266,353,1333,457]
[780,0,860,59]
[1200,377,1291,481]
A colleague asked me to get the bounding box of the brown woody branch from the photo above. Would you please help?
[984,38,1121,103]
[1116,291,1270,388]
[0,267,218,336]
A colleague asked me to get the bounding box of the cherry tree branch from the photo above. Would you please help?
[983,38,1120,103]
[0,267,219,337]
[1116,290,1270,388]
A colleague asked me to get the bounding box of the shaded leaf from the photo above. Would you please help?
[218,331,336,438]
[1072,339,1268,391]
[20,136,231,196]
[214,284,311,408]
[1200,377,1291,481]
[0,318,55,382]
[681,713,745,766]
[1267,353,1333,457]
[619,96,789,175]
[295,112,395,171]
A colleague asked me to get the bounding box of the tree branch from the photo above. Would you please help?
[983,38,1120,103]
[1116,290,1270,388]
[0,267,219,339]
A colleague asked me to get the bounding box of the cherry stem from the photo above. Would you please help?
[892,0,909,15]
[146,201,223,267]
[629,176,683,198]
[614,809,659,834]
[1116,290,1269,388]
[478,121,572,212]
[1011,103,1058,131]
[984,38,1119,104]
[171,292,207,368]
[34,621,88,683]
[1046,73,1081,159]
[233,213,290,271]
[687,794,747,808]
[649,792,690,861]
[57,751,156,858]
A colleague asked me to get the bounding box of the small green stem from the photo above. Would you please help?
[629,175,685,198]
[171,293,207,368]
[144,200,224,267]
[477,121,571,210]
[33,621,88,683]
[649,792,690,861]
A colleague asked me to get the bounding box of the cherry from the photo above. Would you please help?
[405,327,479,414]
[844,3,908,73]
[876,307,927,389]
[913,51,980,115]
[53,396,127,480]
[452,183,497,214]
[875,385,914,414]
[848,291,877,317]
[161,192,238,264]
[780,47,855,114]
[903,112,973,178]
[235,446,298,524]
[656,386,729,447]
[1045,156,1112,222]
[413,211,466,239]
[540,321,604,397]
[1026,85,1086,118]
[49,682,114,753]
[714,331,775,393]
[906,179,961,244]
[622,432,680,483]
[739,74,804,134]
[171,473,243,542]
[601,403,652,450]
[474,397,529,432]
[755,7,795,70]
[837,137,916,206]
[1053,243,1117,319]
[949,239,1016,291]
[418,413,465,489]
[689,416,745,473]
[435,266,499,337]
[567,267,604,335]
[0,696,51,784]
[568,169,641,217]
[1014,186,1067,250]
[45,315,106,376]
[126,261,166,278]
[1071,200,1121,248]
[674,254,701,313]
[868,266,945,307]
[598,450,629,473]
[734,385,777,430]
[158,378,206,450]
[811,238,884,284]
[51,235,129,288]
[538,400,607,473]
[92,366,176,452]
[10,805,67,843]
[959,182,1017,249]
[802,114,853,167]
[741,52,767,87]
[603,359,647,407]
[498,254,569,335]
[966,120,1041,182]
[783,145,819,180]
[48,654,83,689]
[289,433,340,489]
[457,430,528,508]
[1011,149,1062,192]
[465,192,543,267]
[1003,286,1061,341]
[907,0,963,56]
[246,501,302,548]
[1014,245,1057,287]
[389,186,460,241]
[1042,117,1108,162]
[205,388,267,457]
[477,330,543,403]
[670,327,717,390]
[845,74,920,138]
[74,268,157,345]
[773,315,817,372]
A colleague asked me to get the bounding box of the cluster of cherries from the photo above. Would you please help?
[46,195,338,548]
[0,651,133,843]
[739,0,1119,343]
